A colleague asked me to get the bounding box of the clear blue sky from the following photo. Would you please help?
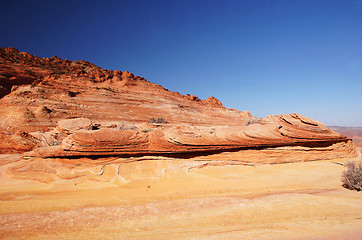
[1,0,361,126]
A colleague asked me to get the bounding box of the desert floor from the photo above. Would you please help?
[0,152,362,240]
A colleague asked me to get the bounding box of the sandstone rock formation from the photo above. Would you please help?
[330,126,362,149]
[0,47,356,161]
[1,47,361,240]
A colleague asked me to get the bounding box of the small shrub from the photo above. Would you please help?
[30,132,64,147]
[342,161,362,191]
[245,118,259,126]
[149,117,168,124]
[119,124,138,131]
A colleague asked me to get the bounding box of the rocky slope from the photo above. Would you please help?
[0,47,356,161]
[1,47,361,240]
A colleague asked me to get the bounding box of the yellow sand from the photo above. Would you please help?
[0,154,362,239]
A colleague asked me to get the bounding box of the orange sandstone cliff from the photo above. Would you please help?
[0,47,355,160]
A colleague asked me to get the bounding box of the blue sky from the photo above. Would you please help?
[1,0,361,126]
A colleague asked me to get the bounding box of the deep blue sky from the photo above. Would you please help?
[1,0,361,126]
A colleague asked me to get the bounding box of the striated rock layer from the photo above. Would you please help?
[1,47,361,240]
[0,47,355,160]
[24,114,354,159]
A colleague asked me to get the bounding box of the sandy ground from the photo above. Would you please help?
[0,153,362,239]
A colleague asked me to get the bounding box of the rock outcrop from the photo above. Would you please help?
[24,114,353,159]
[0,47,356,161]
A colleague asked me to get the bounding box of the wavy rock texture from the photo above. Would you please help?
[0,47,352,159]
[1,153,362,240]
[0,48,361,240]
[24,114,353,160]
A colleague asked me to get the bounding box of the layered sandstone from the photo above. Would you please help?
[1,47,361,240]
[330,126,362,152]
[0,47,353,160]
[23,114,353,159]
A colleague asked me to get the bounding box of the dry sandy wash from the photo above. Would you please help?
[0,47,361,239]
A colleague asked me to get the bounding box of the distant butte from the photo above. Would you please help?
[0,47,357,161]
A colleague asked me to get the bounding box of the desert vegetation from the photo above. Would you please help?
[149,117,168,124]
[32,132,64,147]
[342,161,362,191]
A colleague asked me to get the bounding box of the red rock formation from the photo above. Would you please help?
[0,47,354,159]
[330,126,362,151]
[23,113,352,158]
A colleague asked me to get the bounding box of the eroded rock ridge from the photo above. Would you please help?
[0,47,354,160]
